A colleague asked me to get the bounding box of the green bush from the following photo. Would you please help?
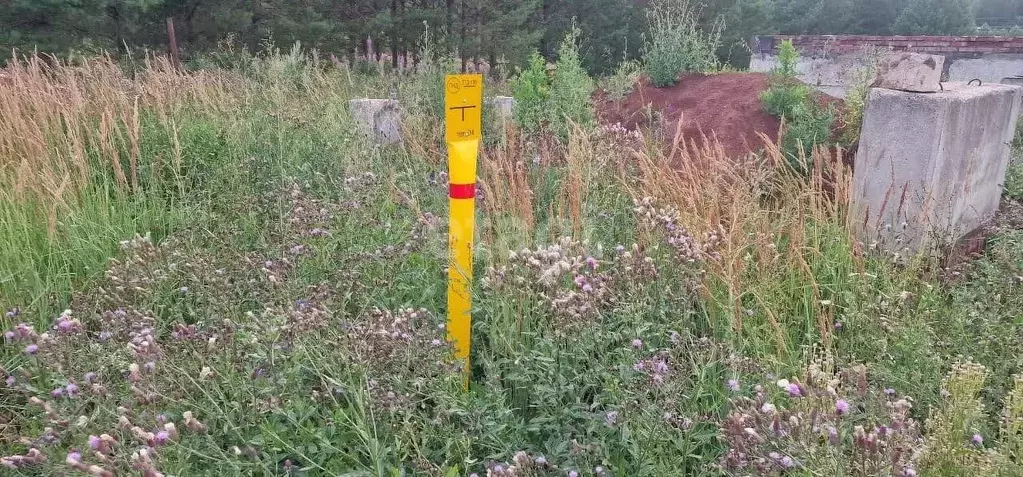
[642,0,722,87]
[601,58,642,101]
[759,39,835,168]
[510,25,594,137]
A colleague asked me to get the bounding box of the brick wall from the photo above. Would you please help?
[754,35,1023,56]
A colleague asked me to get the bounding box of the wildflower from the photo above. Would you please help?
[605,411,618,426]
[569,471,579,477]
[972,433,983,446]
[826,425,840,445]
[761,403,777,414]
[84,372,97,384]
[727,379,740,392]
[653,360,669,374]
[631,338,643,349]
[494,465,504,473]
[5,376,14,387]
[582,283,593,293]
[145,362,156,372]
[595,466,605,474]
[632,361,645,372]
[779,456,795,469]
[180,286,189,294]
[65,383,78,397]
[66,450,82,465]
[52,387,64,398]
[98,331,112,341]
[615,245,625,253]
[884,387,896,396]
[836,399,851,415]
[154,431,170,445]
[786,383,802,397]
[24,344,38,355]
[586,256,598,270]
[834,322,843,330]
[88,435,101,450]
[652,374,664,386]
[903,467,917,477]
[535,456,547,465]
[4,331,14,341]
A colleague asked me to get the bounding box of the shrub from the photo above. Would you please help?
[510,25,594,138]
[759,40,835,169]
[601,58,642,101]
[510,51,551,133]
[642,0,722,87]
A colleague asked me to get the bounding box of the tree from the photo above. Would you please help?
[894,0,975,35]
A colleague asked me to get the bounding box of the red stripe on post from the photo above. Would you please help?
[449,183,476,199]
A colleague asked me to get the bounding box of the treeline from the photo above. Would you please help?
[1,0,1019,73]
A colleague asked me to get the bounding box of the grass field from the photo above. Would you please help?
[2,49,1023,476]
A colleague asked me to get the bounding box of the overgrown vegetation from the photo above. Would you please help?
[1,42,1023,477]
[759,40,836,168]
[510,26,594,138]
[642,0,722,87]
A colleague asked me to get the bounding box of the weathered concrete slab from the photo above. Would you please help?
[852,83,1021,256]
[871,52,944,92]
[348,99,402,145]
[487,96,515,120]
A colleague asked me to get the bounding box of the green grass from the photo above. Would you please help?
[2,49,1023,476]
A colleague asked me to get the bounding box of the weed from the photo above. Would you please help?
[642,0,723,87]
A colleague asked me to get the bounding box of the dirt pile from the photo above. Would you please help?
[596,73,784,158]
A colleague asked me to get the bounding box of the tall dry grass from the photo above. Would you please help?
[0,54,235,225]
[628,119,854,356]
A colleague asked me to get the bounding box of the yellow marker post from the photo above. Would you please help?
[444,74,482,385]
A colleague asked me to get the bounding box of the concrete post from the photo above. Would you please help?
[348,99,402,145]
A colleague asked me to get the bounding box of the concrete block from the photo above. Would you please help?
[348,99,402,145]
[852,83,1021,255]
[1003,77,1023,110]
[870,52,944,92]
[487,96,515,120]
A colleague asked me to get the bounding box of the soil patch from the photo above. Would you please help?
[596,72,842,158]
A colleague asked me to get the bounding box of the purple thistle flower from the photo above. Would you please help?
[779,456,795,469]
[65,383,78,396]
[586,256,598,270]
[834,321,843,330]
[570,471,580,477]
[582,283,593,293]
[727,379,740,392]
[903,467,917,477]
[632,361,645,372]
[67,450,82,463]
[88,435,101,450]
[652,374,664,386]
[631,338,643,349]
[493,465,504,473]
[786,383,802,397]
[154,430,170,444]
[605,410,618,426]
[884,387,896,396]
[535,456,547,465]
[4,330,14,341]
[51,387,64,398]
[5,375,15,387]
[827,425,840,445]
[972,433,983,446]
[615,245,625,253]
[24,344,38,355]
[653,360,669,374]
[84,372,97,383]
[98,331,112,341]
[57,320,74,333]
[836,399,851,415]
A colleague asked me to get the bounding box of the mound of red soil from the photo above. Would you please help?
[596,73,783,158]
